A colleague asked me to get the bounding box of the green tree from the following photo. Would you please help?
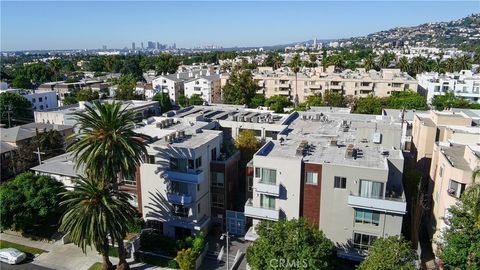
[35,129,65,158]
[176,248,195,270]
[323,91,345,107]
[305,94,323,107]
[121,56,143,81]
[60,177,137,270]
[223,69,258,105]
[235,129,261,167]
[431,92,476,111]
[439,184,480,269]
[188,94,204,106]
[265,95,291,113]
[0,172,66,234]
[67,101,149,270]
[264,52,284,70]
[289,53,301,108]
[249,94,266,108]
[397,57,410,73]
[246,219,336,270]
[354,95,387,115]
[152,92,172,112]
[445,58,456,73]
[411,56,428,75]
[115,74,138,100]
[358,236,417,270]
[12,74,33,89]
[63,93,78,105]
[77,88,99,101]
[88,57,106,72]
[363,54,376,71]
[177,95,189,107]
[155,54,179,75]
[387,91,428,110]
[455,55,472,71]
[379,52,394,68]
[0,92,34,127]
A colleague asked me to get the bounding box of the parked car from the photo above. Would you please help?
[0,248,27,264]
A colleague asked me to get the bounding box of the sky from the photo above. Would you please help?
[1,1,479,51]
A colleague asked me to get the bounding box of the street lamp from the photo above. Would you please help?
[220,232,230,270]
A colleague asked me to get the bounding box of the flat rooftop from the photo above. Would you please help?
[256,111,404,169]
[40,100,158,114]
[440,144,472,172]
[31,153,83,178]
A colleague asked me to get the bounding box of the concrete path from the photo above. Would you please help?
[1,233,169,270]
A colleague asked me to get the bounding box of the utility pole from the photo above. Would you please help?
[221,232,230,270]
[33,147,45,164]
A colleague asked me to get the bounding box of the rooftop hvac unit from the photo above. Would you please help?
[372,133,382,144]
[345,148,354,158]
[238,116,244,122]
[244,116,251,122]
[251,117,258,123]
[156,122,162,128]
[330,139,338,146]
[232,115,238,121]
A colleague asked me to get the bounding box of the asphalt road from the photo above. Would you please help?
[0,261,53,270]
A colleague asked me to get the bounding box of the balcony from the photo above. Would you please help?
[244,198,279,221]
[253,178,280,197]
[164,169,204,184]
[167,193,193,205]
[347,192,406,215]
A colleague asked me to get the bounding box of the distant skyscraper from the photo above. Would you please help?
[147,41,155,50]
[173,43,176,49]
[141,42,144,50]
[102,45,107,50]
[156,42,160,50]
[313,38,317,48]
[132,42,135,50]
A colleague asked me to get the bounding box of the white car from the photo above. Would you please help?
[0,248,27,264]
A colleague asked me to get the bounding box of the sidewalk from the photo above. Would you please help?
[1,233,169,270]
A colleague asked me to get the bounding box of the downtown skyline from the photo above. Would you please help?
[1,1,479,51]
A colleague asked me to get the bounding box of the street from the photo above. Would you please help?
[0,262,53,270]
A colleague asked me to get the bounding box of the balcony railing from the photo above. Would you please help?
[244,198,279,221]
[253,177,280,197]
[164,169,204,184]
[167,192,193,205]
[347,191,406,214]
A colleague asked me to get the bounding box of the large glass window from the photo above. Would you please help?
[170,181,189,194]
[211,172,225,187]
[359,180,384,199]
[355,209,380,226]
[255,167,276,185]
[353,233,377,251]
[448,179,466,198]
[260,194,276,209]
[172,204,189,218]
[211,193,224,208]
[170,158,187,172]
[195,157,202,168]
[306,172,318,185]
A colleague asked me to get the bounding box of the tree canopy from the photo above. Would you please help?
[246,218,336,270]
[156,53,179,75]
[439,184,480,269]
[0,92,34,127]
[431,92,480,111]
[0,172,66,236]
[223,69,258,105]
[152,92,172,112]
[115,74,142,100]
[358,236,417,270]
[265,95,291,113]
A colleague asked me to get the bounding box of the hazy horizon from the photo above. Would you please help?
[1,1,478,51]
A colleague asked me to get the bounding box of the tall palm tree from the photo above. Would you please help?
[68,101,149,270]
[60,177,138,270]
[411,56,428,75]
[431,58,445,73]
[273,54,284,70]
[289,54,301,108]
[397,56,409,72]
[445,58,456,73]
[363,54,375,71]
[455,55,471,71]
[379,52,393,68]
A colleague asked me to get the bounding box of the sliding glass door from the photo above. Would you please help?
[359,180,384,199]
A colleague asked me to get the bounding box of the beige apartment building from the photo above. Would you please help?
[429,142,480,253]
[250,67,417,103]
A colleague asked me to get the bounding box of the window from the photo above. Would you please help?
[45,96,47,100]
[448,179,466,198]
[359,180,384,199]
[353,233,377,251]
[255,167,276,185]
[211,147,217,161]
[197,184,200,191]
[211,193,224,208]
[334,176,346,189]
[260,194,275,209]
[172,204,189,218]
[170,158,187,171]
[247,176,253,192]
[211,172,225,187]
[32,98,36,103]
[170,181,189,194]
[188,159,195,170]
[439,166,444,178]
[306,172,318,185]
[355,209,380,226]
[195,157,202,168]
[39,97,43,102]
[40,105,44,110]
[197,203,201,214]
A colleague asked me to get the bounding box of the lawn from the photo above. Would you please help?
[0,240,46,256]
[88,262,102,270]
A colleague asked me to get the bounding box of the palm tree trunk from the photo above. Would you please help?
[294,73,299,108]
[117,239,130,270]
[101,242,113,270]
